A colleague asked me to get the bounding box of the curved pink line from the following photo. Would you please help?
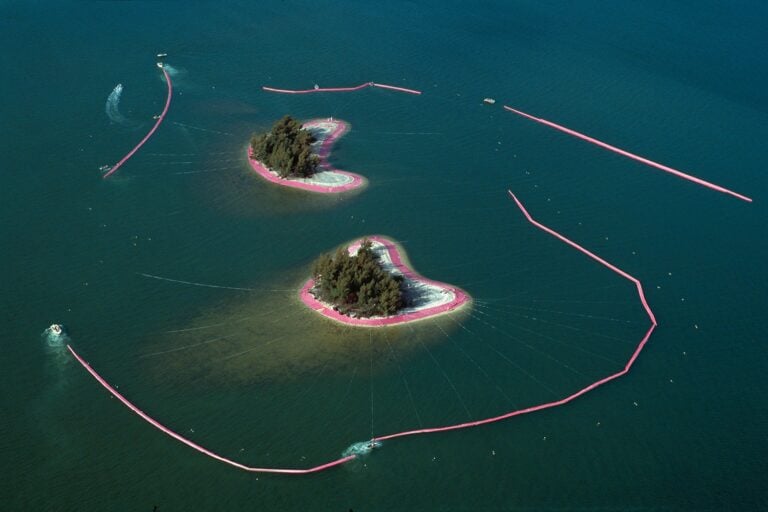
[67,194,657,473]
[247,119,365,193]
[503,105,751,202]
[371,83,422,95]
[262,83,372,94]
[66,344,355,474]
[103,67,173,179]
[372,192,658,442]
[300,235,470,326]
[262,82,421,95]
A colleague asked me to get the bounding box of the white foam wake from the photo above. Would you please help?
[105,83,127,124]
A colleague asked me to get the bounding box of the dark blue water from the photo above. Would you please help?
[2,1,766,510]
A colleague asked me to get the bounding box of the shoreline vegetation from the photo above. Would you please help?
[301,236,471,327]
[247,116,365,193]
[250,116,319,179]
[311,238,405,318]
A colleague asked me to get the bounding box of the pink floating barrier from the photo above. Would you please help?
[371,83,422,95]
[262,83,371,94]
[503,105,752,203]
[66,344,355,474]
[67,193,658,473]
[262,82,421,95]
[103,66,173,179]
[372,191,658,443]
[248,118,365,193]
[300,235,470,326]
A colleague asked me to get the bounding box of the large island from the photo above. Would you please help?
[301,236,470,326]
[248,115,365,193]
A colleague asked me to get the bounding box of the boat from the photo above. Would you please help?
[156,62,164,69]
[156,53,168,58]
[48,324,63,336]
[483,98,496,105]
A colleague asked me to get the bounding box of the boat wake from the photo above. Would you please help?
[42,324,68,349]
[105,83,129,125]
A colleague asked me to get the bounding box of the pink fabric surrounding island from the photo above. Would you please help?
[66,194,658,475]
[300,236,470,326]
[103,66,173,179]
[247,118,365,193]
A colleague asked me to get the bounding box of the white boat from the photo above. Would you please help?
[157,53,168,58]
[49,324,63,336]
[156,62,164,69]
[483,98,496,105]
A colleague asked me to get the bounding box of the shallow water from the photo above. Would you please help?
[2,1,766,510]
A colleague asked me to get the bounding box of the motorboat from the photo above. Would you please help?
[157,53,168,58]
[483,98,496,105]
[48,324,63,336]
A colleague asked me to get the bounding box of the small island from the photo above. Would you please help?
[247,115,365,193]
[301,236,470,326]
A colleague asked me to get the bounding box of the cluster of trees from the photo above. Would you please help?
[311,239,405,318]
[250,115,320,178]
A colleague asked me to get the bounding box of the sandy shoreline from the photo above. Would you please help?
[300,236,471,326]
[247,118,366,193]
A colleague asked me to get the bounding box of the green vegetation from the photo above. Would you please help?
[250,116,320,178]
[311,239,405,318]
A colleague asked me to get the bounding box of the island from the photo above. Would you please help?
[300,236,470,326]
[248,115,366,193]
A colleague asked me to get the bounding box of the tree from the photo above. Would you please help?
[251,116,320,178]
[310,239,405,318]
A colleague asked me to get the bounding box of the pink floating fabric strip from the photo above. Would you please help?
[373,192,657,442]
[67,344,354,474]
[503,105,751,202]
[103,67,173,179]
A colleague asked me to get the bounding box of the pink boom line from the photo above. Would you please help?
[66,193,657,475]
[372,191,658,443]
[103,67,173,179]
[262,82,421,95]
[503,105,752,203]
[65,344,355,474]
[248,119,365,193]
[299,235,470,326]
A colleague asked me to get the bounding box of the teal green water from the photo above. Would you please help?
[2,1,766,510]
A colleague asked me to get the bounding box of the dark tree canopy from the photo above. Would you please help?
[311,239,405,318]
[250,116,320,178]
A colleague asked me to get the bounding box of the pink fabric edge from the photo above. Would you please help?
[247,118,365,193]
[299,235,471,326]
